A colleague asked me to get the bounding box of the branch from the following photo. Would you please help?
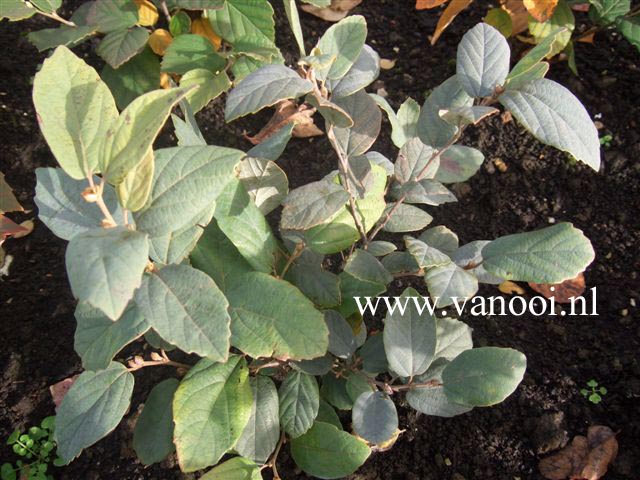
[86,176,118,227]
[35,9,76,27]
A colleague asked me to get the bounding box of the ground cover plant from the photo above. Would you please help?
[28,8,603,476]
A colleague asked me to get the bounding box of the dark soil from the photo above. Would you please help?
[1,1,639,479]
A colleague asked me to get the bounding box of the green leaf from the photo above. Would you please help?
[395,137,439,183]
[209,0,276,45]
[55,362,134,463]
[443,347,526,407]
[406,359,473,417]
[352,392,398,445]
[200,457,262,480]
[74,302,149,371]
[238,157,288,215]
[317,399,342,429]
[484,7,512,37]
[235,376,280,464]
[424,262,478,308]
[315,15,367,81]
[283,0,305,56]
[528,0,574,57]
[590,0,630,23]
[28,26,96,52]
[345,372,370,403]
[33,46,118,180]
[287,264,341,308]
[173,356,253,472]
[617,16,640,51]
[506,28,565,88]
[456,23,510,98]
[226,272,329,360]
[247,123,294,160]
[292,355,334,376]
[1,0,36,21]
[434,145,484,183]
[418,225,459,255]
[306,94,354,128]
[344,249,393,285]
[30,0,61,13]
[333,90,382,157]
[371,95,420,149]
[214,178,280,273]
[190,219,254,292]
[66,227,149,320]
[320,374,352,410]
[101,87,190,184]
[170,10,192,36]
[134,264,231,360]
[34,168,124,241]
[327,44,380,100]
[180,69,231,112]
[102,47,161,110]
[290,422,370,479]
[87,0,139,33]
[279,371,319,438]
[225,65,313,121]
[96,27,149,69]
[499,78,600,170]
[325,310,357,359]
[281,180,349,230]
[367,241,396,257]
[116,148,154,212]
[392,178,456,206]
[481,222,595,283]
[162,34,226,75]
[381,203,433,233]
[134,146,242,237]
[452,240,503,284]
[417,75,473,148]
[133,378,179,465]
[358,333,388,375]
[381,251,419,274]
[434,317,473,361]
[383,287,437,377]
[168,0,225,8]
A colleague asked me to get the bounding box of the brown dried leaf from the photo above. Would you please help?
[577,32,595,44]
[12,220,34,239]
[524,0,559,22]
[301,0,363,22]
[0,215,29,239]
[431,0,474,44]
[246,100,322,145]
[529,272,586,304]
[540,435,589,480]
[580,426,618,480]
[0,172,24,214]
[571,2,590,12]
[416,0,449,10]
[50,375,79,409]
[502,0,530,35]
[498,280,526,295]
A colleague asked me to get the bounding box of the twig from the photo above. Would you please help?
[278,242,304,279]
[34,9,76,27]
[368,378,441,394]
[86,176,118,227]
[267,431,286,480]
[250,360,284,374]
[160,1,172,24]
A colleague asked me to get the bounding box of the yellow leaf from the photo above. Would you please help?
[191,17,221,50]
[416,0,449,10]
[498,280,526,295]
[523,0,558,22]
[148,28,173,56]
[431,0,473,45]
[160,72,171,89]
[501,0,530,35]
[135,0,159,27]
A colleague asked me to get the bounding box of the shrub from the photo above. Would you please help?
[31,6,598,479]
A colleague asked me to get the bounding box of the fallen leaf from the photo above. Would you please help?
[499,280,525,295]
[191,17,222,50]
[148,28,172,56]
[301,0,363,22]
[529,272,586,304]
[50,375,79,409]
[571,3,590,12]
[493,157,508,172]
[135,0,158,27]
[245,100,322,145]
[160,72,171,89]
[577,32,595,44]
[524,0,559,22]
[416,0,449,9]
[0,215,29,239]
[0,172,24,214]
[12,220,34,239]
[431,0,473,44]
[501,110,513,124]
[502,0,530,35]
[379,58,396,70]
[539,426,618,480]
